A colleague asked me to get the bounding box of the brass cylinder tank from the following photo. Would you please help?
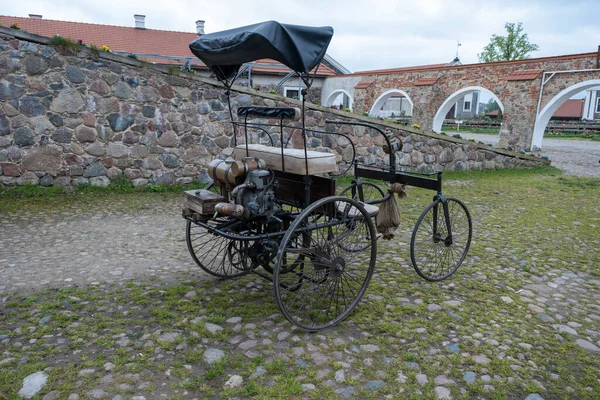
[207,158,267,185]
[207,159,238,185]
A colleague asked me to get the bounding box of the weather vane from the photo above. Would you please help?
[456,41,462,59]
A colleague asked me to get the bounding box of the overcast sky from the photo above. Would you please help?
[3,0,600,72]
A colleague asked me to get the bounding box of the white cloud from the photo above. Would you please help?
[3,0,599,72]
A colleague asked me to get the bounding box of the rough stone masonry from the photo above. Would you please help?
[0,29,545,188]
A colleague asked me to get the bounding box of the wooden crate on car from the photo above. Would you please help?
[182,189,225,221]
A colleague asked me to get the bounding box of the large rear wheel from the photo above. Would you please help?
[273,196,377,331]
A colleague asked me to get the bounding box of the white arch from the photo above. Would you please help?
[369,89,414,117]
[532,79,600,149]
[324,89,353,110]
[432,86,504,133]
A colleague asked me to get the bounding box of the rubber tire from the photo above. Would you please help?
[410,197,472,281]
[339,182,385,204]
[273,196,377,331]
[185,220,250,278]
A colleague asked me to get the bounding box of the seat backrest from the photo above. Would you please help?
[237,106,300,121]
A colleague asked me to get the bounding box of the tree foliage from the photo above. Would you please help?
[484,99,501,113]
[478,22,539,63]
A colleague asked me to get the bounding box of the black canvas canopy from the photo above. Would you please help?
[189,20,334,83]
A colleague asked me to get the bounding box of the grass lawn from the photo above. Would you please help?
[1,167,599,399]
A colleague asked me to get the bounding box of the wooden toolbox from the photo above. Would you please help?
[183,189,225,216]
[273,171,336,208]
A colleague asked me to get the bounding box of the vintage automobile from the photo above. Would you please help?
[182,21,472,331]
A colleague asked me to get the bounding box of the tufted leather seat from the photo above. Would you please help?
[235,144,337,175]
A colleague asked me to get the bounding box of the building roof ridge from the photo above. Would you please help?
[346,51,600,77]
[0,15,198,35]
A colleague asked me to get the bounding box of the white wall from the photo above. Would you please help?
[321,76,363,107]
[582,87,600,120]
[379,97,412,117]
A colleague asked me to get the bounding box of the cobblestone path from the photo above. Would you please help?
[1,171,599,399]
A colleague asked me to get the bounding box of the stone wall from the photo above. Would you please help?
[0,29,546,188]
[327,52,600,150]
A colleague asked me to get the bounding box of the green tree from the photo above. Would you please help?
[484,99,500,113]
[478,22,539,63]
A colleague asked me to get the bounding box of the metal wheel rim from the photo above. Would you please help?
[185,220,251,278]
[273,196,377,331]
[339,182,385,204]
[410,197,472,281]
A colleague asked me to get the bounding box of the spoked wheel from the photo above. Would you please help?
[185,220,251,278]
[410,197,472,281]
[339,182,385,204]
[227,240,250,271]
[273,196,377,331]
[257,204,303,274]
[339,183,382,252]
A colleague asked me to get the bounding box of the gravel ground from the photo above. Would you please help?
[463,134,600,178]
[1,170,599,399]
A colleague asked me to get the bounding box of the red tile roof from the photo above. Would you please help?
[338,52,598,78]
[506,69,544,81]
[354,81,373,89]
[553,99,584,118]
[0,15,335,76]
[355,63,447,75]
[414,77,439,86]
[249,59,336,76]
[0,15,198,63]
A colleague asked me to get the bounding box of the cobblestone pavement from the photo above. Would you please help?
[1,173,599,399]
[538,140,600,178]
[1,137,598,295]
[1,195,193,294]
[465,133,600,178]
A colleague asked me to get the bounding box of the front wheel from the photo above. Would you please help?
[273,196,377,331]
[410,197,472,281]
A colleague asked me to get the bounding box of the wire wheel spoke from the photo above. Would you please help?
[340,182,385,204]
[274,197,377,331]
[185,220,251,278]
[410,197,472,281]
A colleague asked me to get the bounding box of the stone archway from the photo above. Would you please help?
[324,89,353,110]
[369,89,414,117]
[532,79,600,149]
[432,86,504,133]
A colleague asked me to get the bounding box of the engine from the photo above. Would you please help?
[231,169,280,219]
